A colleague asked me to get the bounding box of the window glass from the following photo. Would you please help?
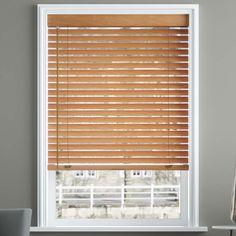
[56,170,180,219]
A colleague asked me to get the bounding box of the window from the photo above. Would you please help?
[143,171,152,177]
[75,170,84,178]
[131,170,152,177]
[87,170,96,178]
[38,4,199,229]
[132,171,142,177]
[74,170,96,178]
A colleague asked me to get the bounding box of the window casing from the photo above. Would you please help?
[37,4,199,229]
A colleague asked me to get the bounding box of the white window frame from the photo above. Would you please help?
[37,4,202,231]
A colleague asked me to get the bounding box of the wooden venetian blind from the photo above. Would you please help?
[47,14,189,171]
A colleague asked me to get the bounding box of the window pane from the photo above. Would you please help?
[56,171,180,219]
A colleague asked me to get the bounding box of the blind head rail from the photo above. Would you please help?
[48,14,189,27]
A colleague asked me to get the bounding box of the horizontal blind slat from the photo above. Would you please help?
[48,110,188,117]
[48,28,188,35]
[48,157,188,164]
[48,70,188,76]
[48,83,188,89]
[49,35,188,41]
[48,151,188,157]
[48,90,188,96]
[48,144,188,151]
[48,63,188,69]
[48,103,188,110]
[48,123,188,130]
[48,164,189,171]
[48,76,188,83]
[48,117,188,123]
[48,130,188,137]
[49,42,188,49]
[48,137,188,144]
[48,56,188,63]
[48,49,188,55]
[48,97,188,103]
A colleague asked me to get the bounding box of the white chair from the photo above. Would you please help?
[0,209,31,236]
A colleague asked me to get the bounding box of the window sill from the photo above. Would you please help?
[30,226,208,232]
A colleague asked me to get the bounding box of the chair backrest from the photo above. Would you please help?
[0,209,32,236]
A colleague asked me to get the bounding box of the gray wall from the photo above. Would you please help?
[0,0,235,235]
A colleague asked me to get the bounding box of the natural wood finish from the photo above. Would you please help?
[49,42,188,49]
[48,123,188,130]
[48,49,188,55]
[48,76,188,83]
[49,35,188,42]
[48,130,188,137]
[48,157,188,164]
[48,150,188,157]
[48,164,189,171]
[48,103,188,110]
[48,137,188,144]
[48,110,188,117]
[48,14,189,27]
[48,69,188,76]
[48,117,188,123]
[48,96,188,103]
[48,56,188,63]
[48,83,188,89]
[48,28,188,35]
[48,144,188,151]
[48,89,188,96]
[47,16,189,171]
[48,63,188,69]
